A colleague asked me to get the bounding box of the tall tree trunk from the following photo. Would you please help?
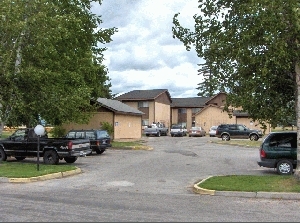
[294,62,300,179]
[0,122,4,138]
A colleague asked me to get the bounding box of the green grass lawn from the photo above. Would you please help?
[0,130,14,139]
[111,139,147,147]
[198,175,300,193]
[212,139,262,147]
[0,162,76,178]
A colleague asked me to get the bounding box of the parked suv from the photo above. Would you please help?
[257,131,297,175]
[65,129,111,155]
[215,124,263,141]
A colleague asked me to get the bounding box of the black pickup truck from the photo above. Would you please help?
[0,128,91,165]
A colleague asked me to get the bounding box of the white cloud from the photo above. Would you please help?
[94,0,205,98]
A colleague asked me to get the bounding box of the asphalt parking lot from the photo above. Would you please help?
[2,135,300,222]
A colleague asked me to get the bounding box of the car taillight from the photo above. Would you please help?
[68,141,73,150]
[260,148,266,158]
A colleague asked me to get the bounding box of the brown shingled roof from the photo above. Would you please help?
[115,89,172,102]
[171,97,211,108]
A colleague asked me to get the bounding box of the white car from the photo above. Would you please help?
[209,126,218,137]
[170,124,187,137]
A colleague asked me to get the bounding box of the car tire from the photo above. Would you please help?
[250,134,258,141]
[96,148,105,154]
[64,156,78,163]
[43,150,59,165]
[277,160,293,175]
[0,147,7,161]
[221,134,230,141]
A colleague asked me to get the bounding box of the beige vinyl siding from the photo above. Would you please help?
[154,102,170,127]
[114,114,142,139]
[63,112,114,132]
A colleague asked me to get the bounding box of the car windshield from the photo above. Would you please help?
[97,131,110,138]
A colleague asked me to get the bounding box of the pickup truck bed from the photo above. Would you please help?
[0,128,91,164]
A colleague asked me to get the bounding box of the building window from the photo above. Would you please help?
[178,122,187,128]
[178,108,186,114]
[138,101,149,108]
[142,119,149,126]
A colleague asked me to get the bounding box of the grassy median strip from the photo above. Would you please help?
[111,140,146,147]
[212,139,262,147]
[198,175,300,192]
[0,162,76,178]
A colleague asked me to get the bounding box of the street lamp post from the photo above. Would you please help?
[34,125,45,171]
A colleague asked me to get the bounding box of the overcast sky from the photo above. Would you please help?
[92,0,205,98]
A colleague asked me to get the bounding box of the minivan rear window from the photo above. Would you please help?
[268,133,297,148]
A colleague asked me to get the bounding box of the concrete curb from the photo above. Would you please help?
[193,176,300,200]
[2,168,82,183]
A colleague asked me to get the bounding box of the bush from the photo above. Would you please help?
[50,126,66,137]
[101,122,114,137]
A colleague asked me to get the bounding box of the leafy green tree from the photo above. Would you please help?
[0,0,117,129]
[172,0,300,176]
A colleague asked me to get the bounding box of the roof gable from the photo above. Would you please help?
[205,92,227,105]
[193,104,221,117]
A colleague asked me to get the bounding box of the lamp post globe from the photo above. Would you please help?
[34,124,45,136]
